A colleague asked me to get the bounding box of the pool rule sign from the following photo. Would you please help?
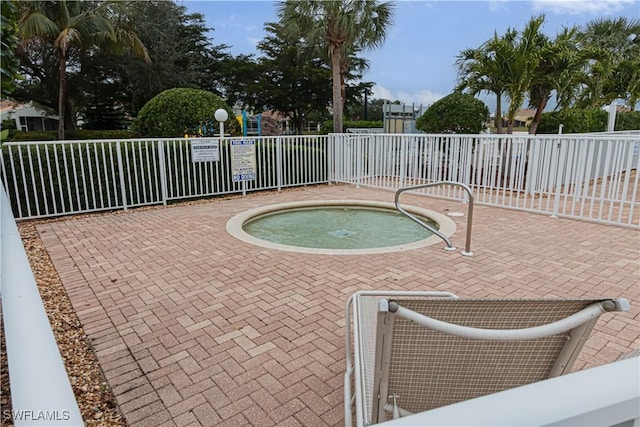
[190,139,219,162]
[231,139,256,182]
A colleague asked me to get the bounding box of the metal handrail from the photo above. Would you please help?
[394,181,475,256]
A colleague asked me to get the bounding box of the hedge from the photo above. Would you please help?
[319,120,383,134]
[6,129,134,142]
[537,109,640,134]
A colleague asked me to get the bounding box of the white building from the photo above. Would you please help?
[0,100,58,131]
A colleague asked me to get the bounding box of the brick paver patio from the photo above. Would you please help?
[37,184,639,426]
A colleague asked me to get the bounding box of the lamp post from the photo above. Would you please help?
[214,108,229,138]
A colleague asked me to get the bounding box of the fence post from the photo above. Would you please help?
[327,134,334,184]
[356,135,362,188]
[525,138,538,196]
[116,141,128,211]
[399,135,407,188]
[157,140,168,205]
[276,136,283,191]
[551,138,567,218]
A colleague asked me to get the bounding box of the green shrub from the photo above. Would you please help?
[7,129,133,141]
[7,130,58,141]
[319,120,383,134]
[614,111,640,131]
[131,88,241,138]
[536,109,608,134]
[416,93,489,134]
[2,119,16,130]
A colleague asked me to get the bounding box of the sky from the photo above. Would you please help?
[181,0,640,113]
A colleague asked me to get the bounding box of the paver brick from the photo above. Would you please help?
[127,402,171,426]
[192,402,222,426]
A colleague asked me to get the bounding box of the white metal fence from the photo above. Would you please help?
[330,133,639,228]
[1,133,638,227]
[1,135,328,219]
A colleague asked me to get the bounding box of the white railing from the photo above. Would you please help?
[330,133,640,228]
[2,133,638,227]
[1,135,329,219]
[1,184,83,426]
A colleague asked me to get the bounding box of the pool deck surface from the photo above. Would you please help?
[37,184,640,426]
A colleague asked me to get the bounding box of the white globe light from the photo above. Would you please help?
[214,108,229,123]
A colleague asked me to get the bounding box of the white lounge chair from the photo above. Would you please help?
[344,291,630,426]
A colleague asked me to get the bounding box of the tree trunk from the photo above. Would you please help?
[495,94,503,134]
[330,47,343,133]
[57,52,67,140]
[64,97,76,130]
[292,110,303,135]
[528,97,548,135]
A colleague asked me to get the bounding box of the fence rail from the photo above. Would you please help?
[330,133,639,228]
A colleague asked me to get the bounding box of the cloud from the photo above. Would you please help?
[372,85,445,106]
[371,84,393,101]
[487,0,509,12]
[531,0,637,15]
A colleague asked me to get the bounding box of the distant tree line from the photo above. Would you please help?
[1,0,396,138]
[6,2,634,139]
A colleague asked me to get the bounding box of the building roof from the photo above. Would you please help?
[0,100,23,113]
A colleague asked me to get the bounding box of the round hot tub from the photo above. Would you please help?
[226,200,456,255]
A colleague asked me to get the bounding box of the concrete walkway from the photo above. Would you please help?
[37,184,640,426]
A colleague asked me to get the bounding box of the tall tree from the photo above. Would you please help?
[1,0,21,97]
[108,1,228,114]
[18,0,149,139]
[456,32,510,134]
[500,15,546,134]
[256,22,332,134]
[576,17,640,110]
[277,0,394,133]
[526,26,592,134]
[216,54,260,110]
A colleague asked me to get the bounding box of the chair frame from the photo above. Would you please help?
[344,291,630,427]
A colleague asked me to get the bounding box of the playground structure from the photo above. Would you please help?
[237,110,286,137]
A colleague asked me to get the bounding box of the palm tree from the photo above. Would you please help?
[526,26,591,134]
[277,0,394,133]
[576,17,640,110]
[500,15,545,134]
[340,47,370,111]
[18,0,149,139]
[456,32,511,134]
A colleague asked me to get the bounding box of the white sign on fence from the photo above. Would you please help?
[191,139,220,162]
[231,139,256,182]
